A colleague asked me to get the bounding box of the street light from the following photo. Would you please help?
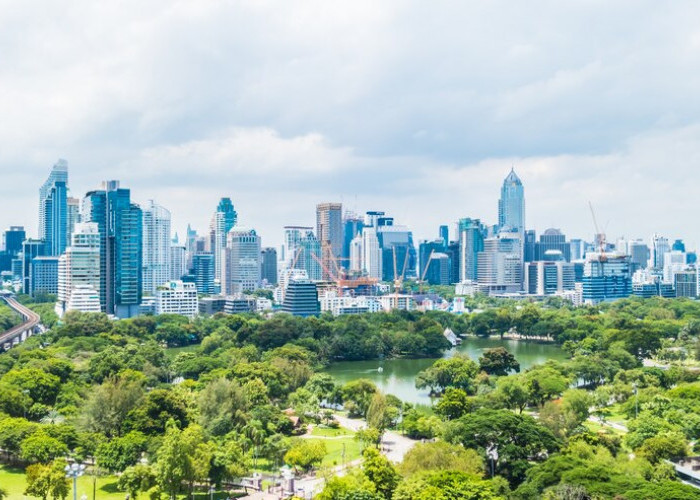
[632,382,639,419]
[486,445,498,478]
[65,463,86,500]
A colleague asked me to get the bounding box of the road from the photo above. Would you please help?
[0,295,42,348]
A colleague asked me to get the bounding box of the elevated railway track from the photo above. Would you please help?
[0,293,42,351]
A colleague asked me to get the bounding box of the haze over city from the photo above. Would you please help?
[1,1,700,247]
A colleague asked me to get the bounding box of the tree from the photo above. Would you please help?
[317,469,381,500]
[444,409,560,485]
[20,431,68,464]
[560,389,593,427]
[362,447,400,500]
[342,379,378,418]
[95,431,148,472]
[400,441,484,477]
[493,376,529,413]
[415,355,479,395]
[25,461,70,500]
[125,389,189,435]
[118,465,157,499]
[154,422,211,499]
[393,471,505,500]
[284,440,326,472]
[81,375,144,437]
[478,348,520,376]
[197,378,248,436]
[638,431,688,464]
[435,388,472,420]
[366,393,392,431]
[0,486,6,500]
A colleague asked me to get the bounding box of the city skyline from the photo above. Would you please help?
[1,3,700,248]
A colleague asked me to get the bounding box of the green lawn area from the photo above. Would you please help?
[0,465,239,500]
[311,437,363,467]
[310,426,354,437]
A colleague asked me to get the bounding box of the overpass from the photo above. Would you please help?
[0,294,42,351]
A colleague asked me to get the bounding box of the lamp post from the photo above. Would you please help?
[486,445,498,478]
[65,463,86,500]
[632,382,638,419]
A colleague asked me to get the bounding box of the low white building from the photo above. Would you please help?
[320,291,382,315]
[156,280,199,319]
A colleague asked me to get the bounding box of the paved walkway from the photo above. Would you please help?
[588,415,628,432]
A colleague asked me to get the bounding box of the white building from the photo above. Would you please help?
[225,228,261,295]
[170,244,187,281]
[379,294,414,312]
[319,290,382,315]
[55,222,101,318]
[156,280,198,318]
[477,231,523,295]
[362,226,382,279]
[142,201,171,294]
[663,251,686,284]
[349,235,363,272]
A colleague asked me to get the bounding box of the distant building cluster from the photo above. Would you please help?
[0,161,698,320]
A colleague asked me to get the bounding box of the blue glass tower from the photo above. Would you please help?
[498,168,525,235]
[83,181,143,317]
[39,160,69,256]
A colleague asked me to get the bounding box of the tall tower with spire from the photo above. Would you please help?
[498,168,525,235]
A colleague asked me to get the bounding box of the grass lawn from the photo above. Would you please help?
[311,426,354,437]
[310,437,363,467]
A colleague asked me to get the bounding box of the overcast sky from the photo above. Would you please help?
[1,0,700,249]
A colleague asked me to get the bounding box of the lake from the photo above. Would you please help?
[324,336,567,405]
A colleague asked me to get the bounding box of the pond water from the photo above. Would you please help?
[324,337,567,405]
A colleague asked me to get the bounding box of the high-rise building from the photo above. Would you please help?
[192,253,215,295]
[439,225,449,248]
[39,160,69,256]
[536,228,571,262]
[663,251,686,284]
[498,168,525,235]
[675,270,697,298]
[55,222,101,318]
[30,256,59,296]
[142,201,172,294]
[83,181,143,318]
[672,239,686,252]
[261,247,278,285]
[225,228,261,294]
[628,240,649,273]
[156,280,199,319]
[67,197,80,244]
[343,214,364,264]
[210,198,237,287]
[3,226,25,256]
[378,224,416,282]
[419,239,446,281]
[582,253,632,304]
[316,203,343,280]
[21,239,46,294]
[458,218,485,282]
[170,244,187,281]
[524,229,536,263]
[570,239,584,261]
[525,253,575,295]
[282,279,320,317]
[423,252,451,285]
[361,226,382,280]
[652,235,670,269]
[298,230,322,281]
[477,231,523,294]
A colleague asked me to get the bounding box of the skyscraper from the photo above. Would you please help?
[83,181,143,318]
[316,202,343,280]
[142,201,172,294]
[55,222,101,317]
[342,214,364,263]
[477,231,523,294]
[652,235,670,269]
[3,226,25,256]
[362,226,382,280]
[458,218,485,282]
[261,247,278,285]
[210,198,237,287]
[225,227,261,294]
[67,197,80,244]
[192,253,215,295]
[282,226,321,281]
[498,168,525,235]
[39,160,69,256]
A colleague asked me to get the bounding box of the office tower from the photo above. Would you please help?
[362,226,382,280]
[663,251,686,284]
[31,256,59,296]
[419,239,447,280]
[39,160,69,256]
[282,278,320,317]
[298,230,322,281]
[570,239,584,261]
[185,224,198,270]
[525,252,575,295]
[439,225,449,248]
[67,197,80,244]
[652,235,670,269]
[458,218,485,282]
[672,239,686,252]
[83,181,143,318]
[477,232,523,294]
[628,240,649,273]
[524,229,536,263]
[170,244,187,281]
[675,270,697,298]
[55,222,101,317]
[156,281,199,319]
[4,226,25,256]
[142,201,172,294]
[446,241,461,284]
[343,214,364,263]
[193,253,215,295]
[21,239,46,294]
[582,254,632,304]
[688,252,697,265]
[378,224,416,282]
[498,168,525,235]
[316,202,343,280]
[349,235,363,272]
[364,211,386,228]
[210,198,237,285]
[283,226,311,266]
[225,228,261,295]
[536,228,571,261]
[423,252,451,285]
[261,247,278,285]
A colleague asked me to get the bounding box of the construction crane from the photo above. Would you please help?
[588,201,607,262]
[418,249,436,293]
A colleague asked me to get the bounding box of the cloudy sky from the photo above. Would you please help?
[2,0,700,248]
